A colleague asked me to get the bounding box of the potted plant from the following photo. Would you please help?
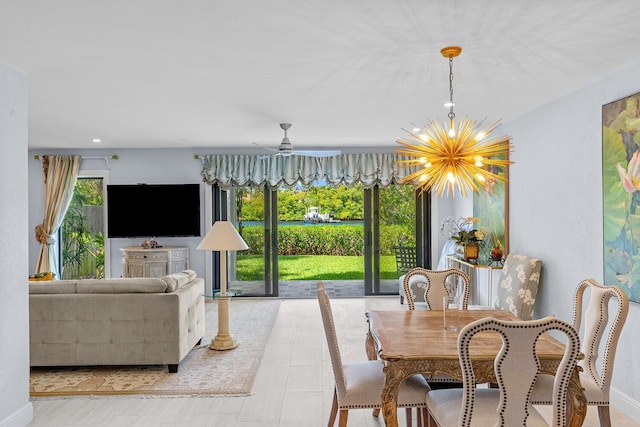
[441,216,485,263]
[489,235,504,263]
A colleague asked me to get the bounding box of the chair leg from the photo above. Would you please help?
[598,405,612,427]
[338,409,348,427]
[425,408,436,427]
[372,408,380,417]
[328,389,338,427]
[400,295,404,304]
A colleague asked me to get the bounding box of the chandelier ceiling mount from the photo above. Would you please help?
[395,46,513,197]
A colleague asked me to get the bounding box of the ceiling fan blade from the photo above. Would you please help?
[252,142,279,153]
[252,124,340,158]
[291,150,342,157]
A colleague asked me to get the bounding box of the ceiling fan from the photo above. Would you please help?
[254,123,341,158]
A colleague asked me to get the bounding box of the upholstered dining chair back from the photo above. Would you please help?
[426,316,580,427]
[531,279,629,427]
[317,282,347,397]
[402,267,470,311]
[494,253,542,320]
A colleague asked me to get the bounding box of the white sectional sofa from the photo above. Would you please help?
[29,270,205,373]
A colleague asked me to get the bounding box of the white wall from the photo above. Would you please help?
[470,59,640,418]
[0,64,32,426]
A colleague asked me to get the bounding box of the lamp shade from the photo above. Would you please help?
[197,221,248,252]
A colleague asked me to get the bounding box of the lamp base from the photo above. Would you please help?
[209,295,238,351]
[210,334,238,351]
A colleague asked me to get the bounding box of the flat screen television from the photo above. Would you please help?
[107,184,201,238]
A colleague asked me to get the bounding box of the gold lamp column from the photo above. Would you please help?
[197,221,248,350]
[395,46,513,197]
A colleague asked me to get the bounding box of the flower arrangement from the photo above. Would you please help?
[441,216,485,246]
[141,239,158,249]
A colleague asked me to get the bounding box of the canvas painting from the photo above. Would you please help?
[603,91,640,303]
[473,159,509,264]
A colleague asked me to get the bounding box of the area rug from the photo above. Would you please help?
[30,299,281,397]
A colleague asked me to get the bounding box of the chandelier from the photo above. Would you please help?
[395,46,513,197]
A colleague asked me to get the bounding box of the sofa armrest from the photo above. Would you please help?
[174,278,206,359]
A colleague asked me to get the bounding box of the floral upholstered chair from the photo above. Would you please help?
[494,253,542,320]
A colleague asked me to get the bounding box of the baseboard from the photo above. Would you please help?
[611,387,640,423]
[0,402,33,427]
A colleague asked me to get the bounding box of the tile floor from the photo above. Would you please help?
[28,297,639,426]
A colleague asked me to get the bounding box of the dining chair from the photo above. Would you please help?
[531,279,629,427]
[401,268,470,389]
[425,316,581,427]
[494,253,542,320]
[317,282,430,427]
[402,267,470,311]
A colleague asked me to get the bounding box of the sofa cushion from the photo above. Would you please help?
[76,278,167,294]
[161,270,197,292]
[29,280,77,294]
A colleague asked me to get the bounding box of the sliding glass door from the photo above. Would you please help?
[225,182,429,298]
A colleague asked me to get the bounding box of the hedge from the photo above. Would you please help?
[240,224,415,256]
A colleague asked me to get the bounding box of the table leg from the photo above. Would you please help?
[567,366,587,427]
[366,327,382,418]
[365,329,377,361]
[381,363,405,427]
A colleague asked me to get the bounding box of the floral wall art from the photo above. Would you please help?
[603,91,640,303]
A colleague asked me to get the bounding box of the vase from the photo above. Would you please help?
[463,243,479,263]
[490,246,503,262]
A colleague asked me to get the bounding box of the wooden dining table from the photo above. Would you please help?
[365,309,587,427]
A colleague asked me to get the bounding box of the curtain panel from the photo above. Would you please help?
[34,155,81,278]
[200,153,419,189]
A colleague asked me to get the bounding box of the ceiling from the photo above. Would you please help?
[2,0,640,152]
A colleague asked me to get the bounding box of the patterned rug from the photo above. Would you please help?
[30,299,281,397]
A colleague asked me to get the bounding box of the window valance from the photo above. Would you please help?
[200,153,419,189]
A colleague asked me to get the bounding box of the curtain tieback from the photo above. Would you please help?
[35,223,55,245]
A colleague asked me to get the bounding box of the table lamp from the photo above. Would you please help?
[197,220,248,350]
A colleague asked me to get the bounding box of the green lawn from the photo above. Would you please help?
[237,255,398,280]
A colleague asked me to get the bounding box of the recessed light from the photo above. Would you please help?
[92,138,102,143]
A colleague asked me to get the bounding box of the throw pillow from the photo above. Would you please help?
[161,270,197,292]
